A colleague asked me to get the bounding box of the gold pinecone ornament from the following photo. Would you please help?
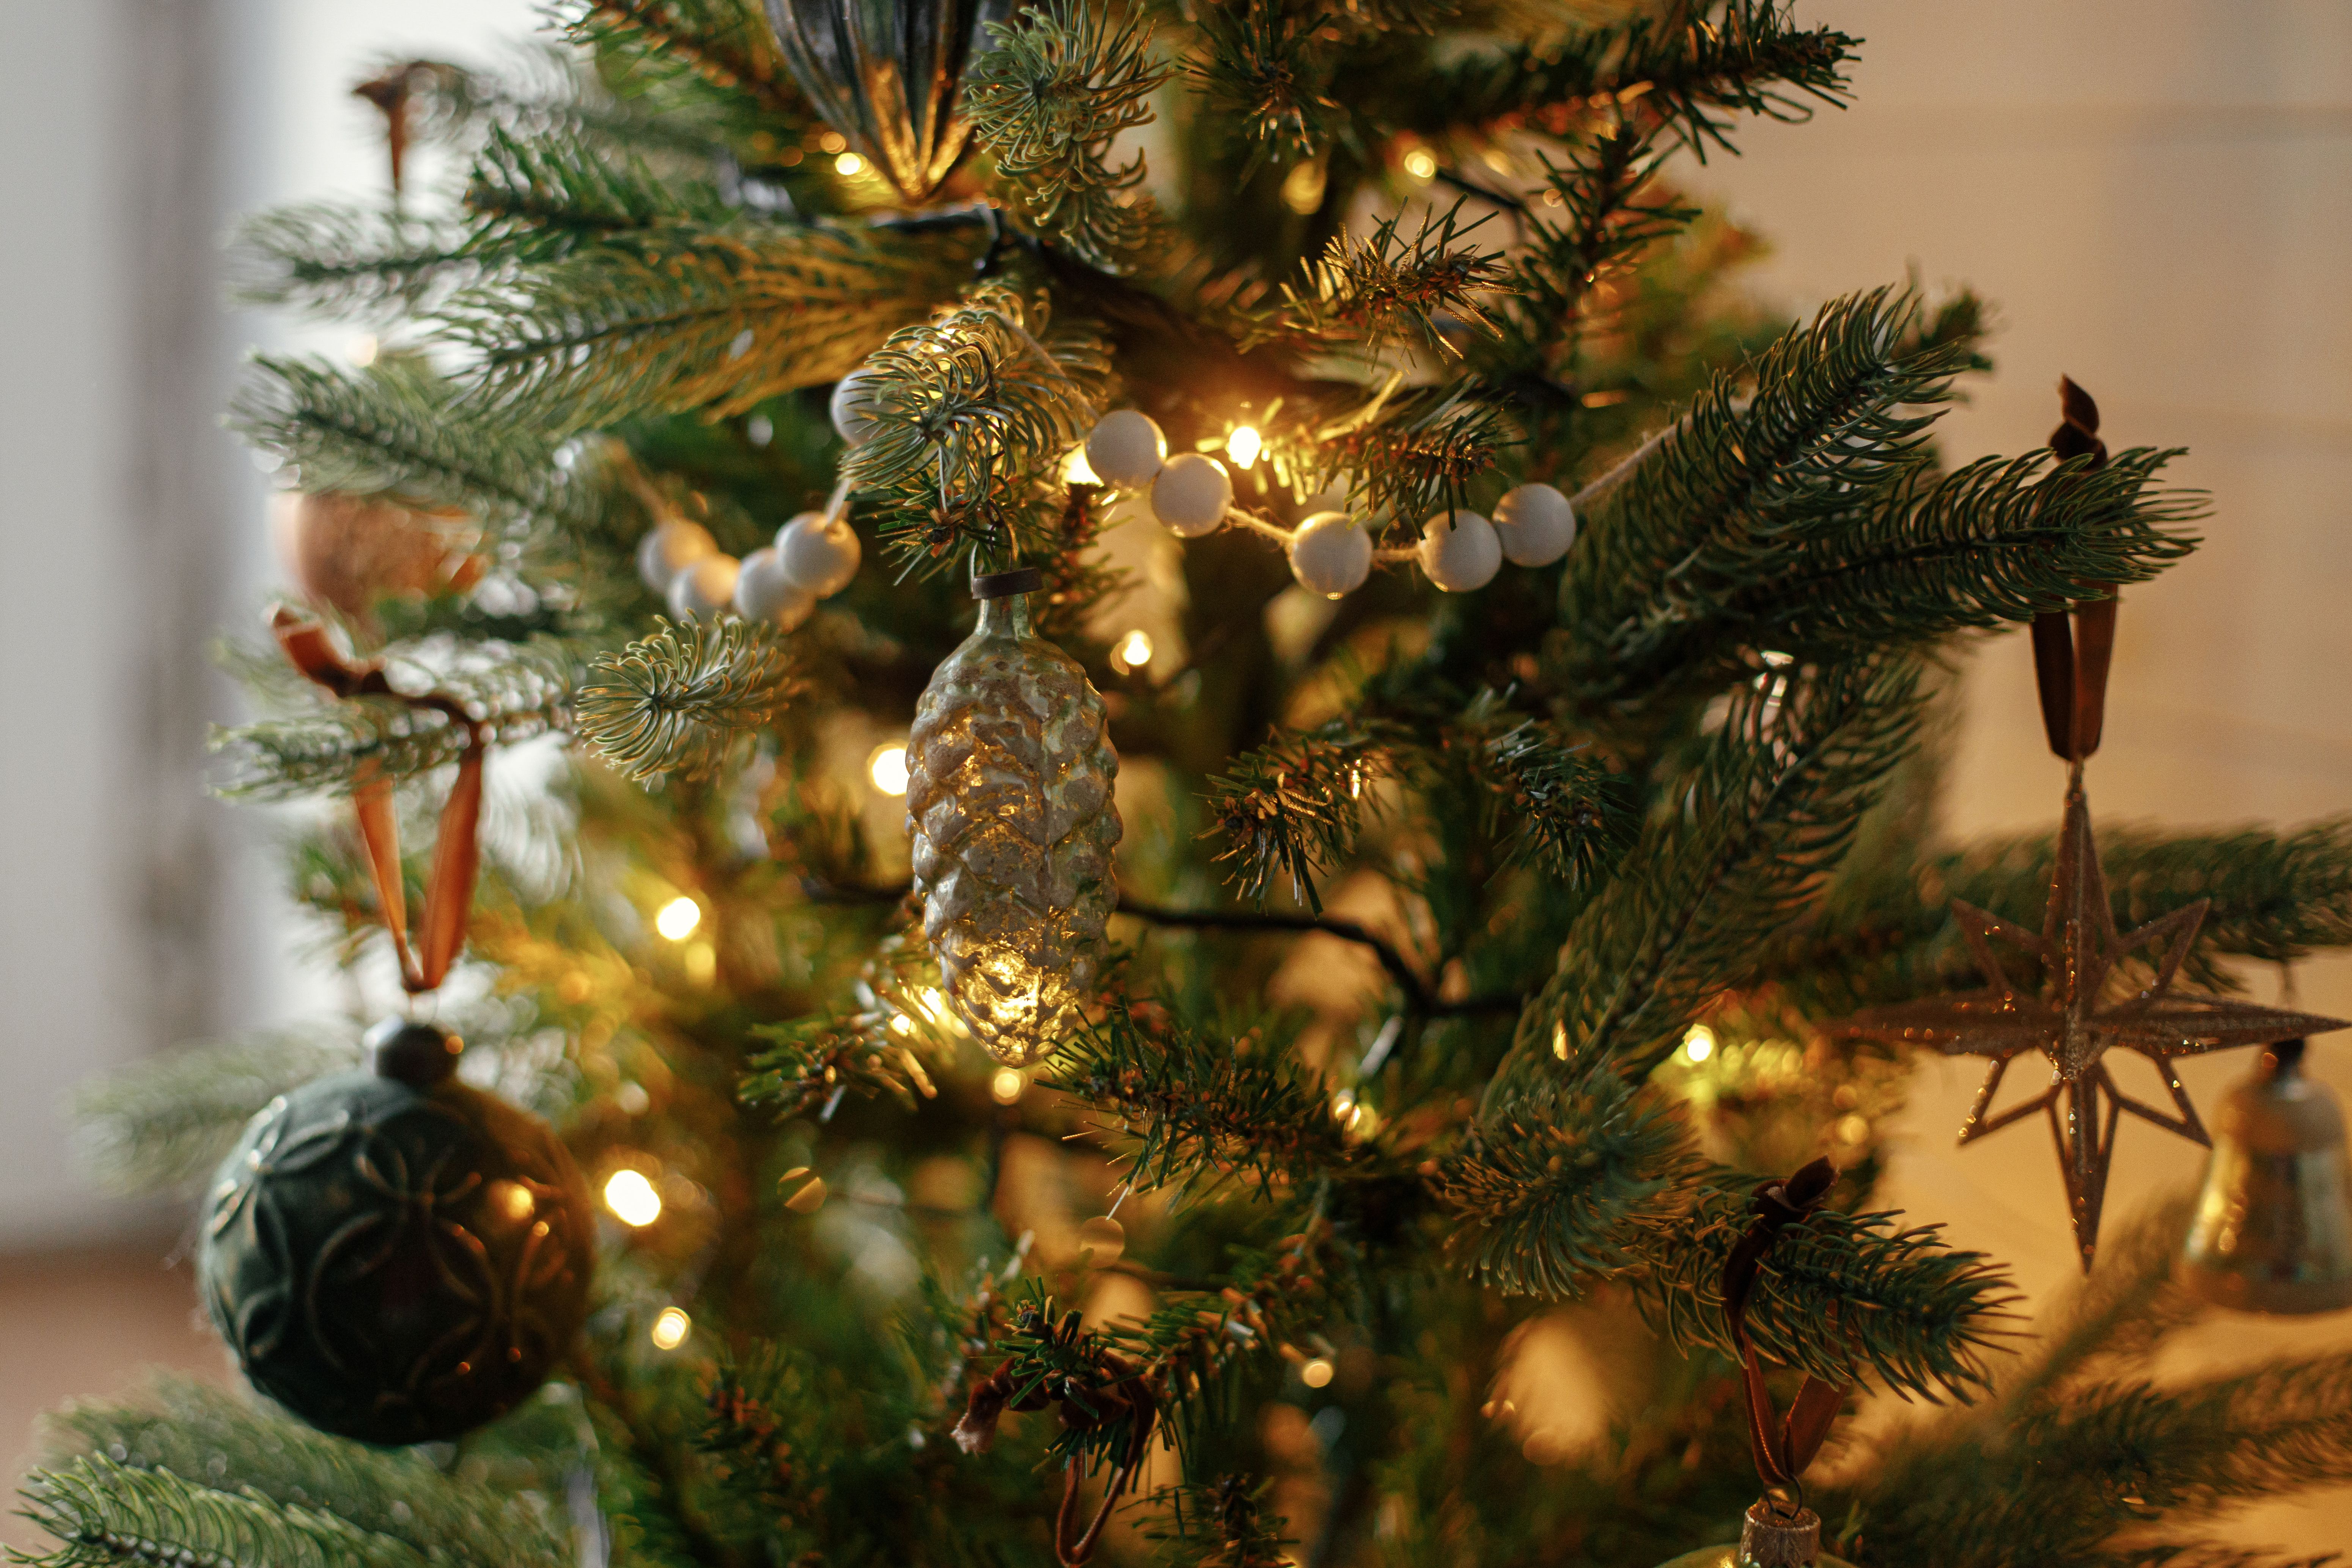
[906,571,1121,1065]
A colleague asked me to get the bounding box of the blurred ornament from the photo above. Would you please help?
[831,365,887,446]
[1417,509,1500,591]
[1150,453,1230,537]
[1491,482,1576,566]
[667,553,742,619]
[1288,510,1372,599]
[2182,1039,2352,1314]
[1084,409,1167,488]
[636,518,719,593]
[906,569,1121,1065]
[736,546,818,628]
[272,489,481,619]
[763,0,1011,203]
[777,509,863,596]
[198,1019,592,1445]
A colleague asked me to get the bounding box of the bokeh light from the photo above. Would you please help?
[604,1169,663,1227]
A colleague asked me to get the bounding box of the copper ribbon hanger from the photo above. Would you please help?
[272,607,487,996]
[2029,377,2116,767]
[1723,1158,1846,1516]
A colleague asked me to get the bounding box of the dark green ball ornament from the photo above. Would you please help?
[198,1020,593,1445]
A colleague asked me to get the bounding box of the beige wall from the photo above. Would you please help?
[1683,2,2352,1550]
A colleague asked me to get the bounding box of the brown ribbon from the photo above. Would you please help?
[2029,377,2117,763]
[1723,1158,1845,1505]
[954,1335,1158,1566]
[272,607,487,995]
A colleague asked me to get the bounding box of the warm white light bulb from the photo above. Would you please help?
[835,151,866,177]
[604,1169,663,1227]
[1301,1357,1335,1389]
[990,1067,1026,1104]
[1114,629,1154,673]
[649,1307,690,1350]
[1682,1024,1716,1063]
[868,742,910,796]
[655,896,701,941]
[1402,148,1437,180]
[346,332,379,368]
[1226,425,1262,469]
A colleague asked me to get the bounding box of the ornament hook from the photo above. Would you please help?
[2029,377,2117,765]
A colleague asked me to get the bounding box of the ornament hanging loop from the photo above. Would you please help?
[1723,1158,1846,1519]
[2030,377,2117,765]
[270,607,487,996]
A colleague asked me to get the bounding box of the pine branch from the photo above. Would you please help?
[213,641,574,800]
[564,0,803,126]
[1181,0,1349,166]
[18,1460,432,1568]
[1239,203,1506,358]
[1321,383,1517,529]
[230,204,481,319]
[34,1376,565,1568]
[741,958,954,1123]
[73,1030,357,1195]
[1753,820,2352,1016]
[1415,0,1860,159]
[229,355,599,536]
[458,223,979,429]
[1200,724,1394,911]
[1438,1072,1692,1297]
[573,616,800,783]
[1053,1011,1393,1201]
[1526,657,1928,1091]
[1140,1475,1294,1568]
[1630,1181,2019,1401]
[843,288,1113,566]
[464,126,736,262]
[1479,721,1642,887]
[966,0,1171,269]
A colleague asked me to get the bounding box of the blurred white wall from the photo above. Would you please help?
[0,0,539,1250]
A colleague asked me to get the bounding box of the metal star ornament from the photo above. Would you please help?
[1837,772,2346,1271]
[1835,379,2346,1271]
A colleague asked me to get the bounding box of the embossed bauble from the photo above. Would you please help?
[906,574,1120,1065]
[198,1020,593,1445]
[763,0,1012,203]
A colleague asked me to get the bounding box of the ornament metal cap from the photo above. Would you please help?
[365,1018,462,1087]
[971,567,1042,599]
[1738,1500,1820,1567]
[2182,1039,2352,1314]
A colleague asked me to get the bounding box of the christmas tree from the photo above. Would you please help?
[25,3,2352,1565]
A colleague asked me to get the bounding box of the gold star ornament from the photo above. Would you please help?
[1838,774,2346,1271]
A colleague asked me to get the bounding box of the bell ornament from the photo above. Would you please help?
[2181,1038,2352,1315]
[764,0,1013,203]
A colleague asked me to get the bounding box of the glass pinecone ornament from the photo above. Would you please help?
[906,577,1120,1065]
[1652,1502,1856,1568]
[198,1020,593,1445]
[763,0,1011,203]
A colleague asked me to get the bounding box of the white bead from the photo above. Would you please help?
[1417,510,1501,592]
[734,546,816,629]
[1492,483,1577,566]
[775,510,862,596]
[1287,511,1373,599]
[830,365,887,447]
[666,553,741,619]
[1151,453,1231,537]
[1085,409,1167,488]
[636,520,717,592]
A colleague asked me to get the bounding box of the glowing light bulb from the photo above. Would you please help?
[1226,425,1263,469]
[1402,148,1437,181]
[655,896,701,941]
[1061,444,1101,485]
[346,332,379,367]
[1112,629,1154,674]
[868,742,910,796]
[835,151,866,176]
[1682,1024,1716,1063]
[990,1067,1026,1104]
[1300,1357,1335,1389]
[649,1307,690,1351]
[604,1169,663,1227]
